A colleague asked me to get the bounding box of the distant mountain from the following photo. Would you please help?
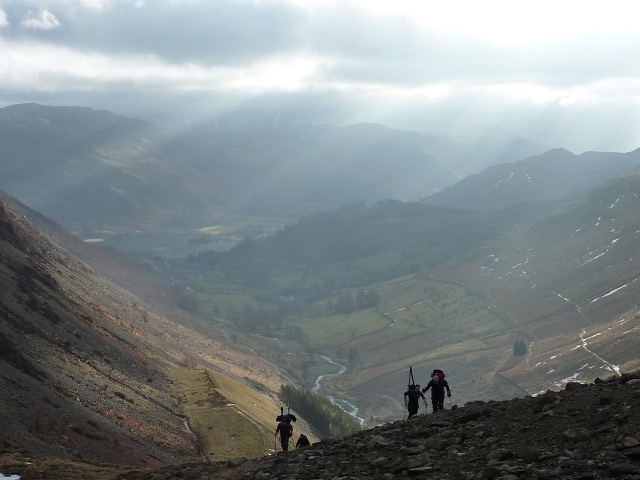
[0,103,243,230]
[187,122,551,216]
[0,104,550,233]
[423,147,640,211]
[0,191,294,466]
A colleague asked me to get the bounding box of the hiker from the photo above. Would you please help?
[422,370,451,412]
[403,384,427,419]
[296,433,311,448]
[275,418,293,451]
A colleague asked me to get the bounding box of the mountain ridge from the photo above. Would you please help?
[423,147,640,211]
[0,103,551,234]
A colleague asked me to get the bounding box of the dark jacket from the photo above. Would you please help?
[422,378,450,397]
[403,388,425,407]
[276,421,293,437]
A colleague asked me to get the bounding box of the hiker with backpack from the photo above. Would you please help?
[275,418,293,451]
[422,369,451,412]
[403,384,427,419]
[275,411,296,451]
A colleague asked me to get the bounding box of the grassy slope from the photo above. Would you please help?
[169,367,316,461]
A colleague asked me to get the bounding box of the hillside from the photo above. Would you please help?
[423,147,640,211]
[0,192,303,469]
[115,372,640,480]
[0,103,243,231]
[170,172,640,424]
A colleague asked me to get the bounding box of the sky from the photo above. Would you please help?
[1,0,640,153]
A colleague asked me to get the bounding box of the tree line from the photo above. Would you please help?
[279,385,361,438]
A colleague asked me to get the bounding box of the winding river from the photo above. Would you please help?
[255,334,365,424]
[312,354,365,425]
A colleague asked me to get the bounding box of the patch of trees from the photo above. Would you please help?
[279,385,361,438]
[513,339,527,356]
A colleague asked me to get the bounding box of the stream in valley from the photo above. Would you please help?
[256,334,365,424]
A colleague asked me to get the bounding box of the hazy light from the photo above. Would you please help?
[482,83,596,105]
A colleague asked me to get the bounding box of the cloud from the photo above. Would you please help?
[0,0,639,153]
[0,10,9,28]
[20,10,60,30]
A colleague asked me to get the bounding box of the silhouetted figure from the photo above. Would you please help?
[403,384,427,419]
[296,433,311,448]
[422,371,451,412]
[275,419,293,451]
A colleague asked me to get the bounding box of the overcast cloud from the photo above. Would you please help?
[1,0,640,152]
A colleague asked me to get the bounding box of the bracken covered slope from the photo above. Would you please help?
[0,192,289,470]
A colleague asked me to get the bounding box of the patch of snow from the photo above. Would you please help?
[556,372,582,386]
[581,251,607,264]
[583,332,602,341]
[494,172,514,186]
[606,365,621,374]
[589,278,638,303]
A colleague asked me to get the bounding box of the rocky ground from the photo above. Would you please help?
[97,371,640,480]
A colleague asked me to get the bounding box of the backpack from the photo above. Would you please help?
[276,413,297,422]
[431,369,445,379]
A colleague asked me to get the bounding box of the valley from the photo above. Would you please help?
[151,185,640,425]
[1,104,640,478]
